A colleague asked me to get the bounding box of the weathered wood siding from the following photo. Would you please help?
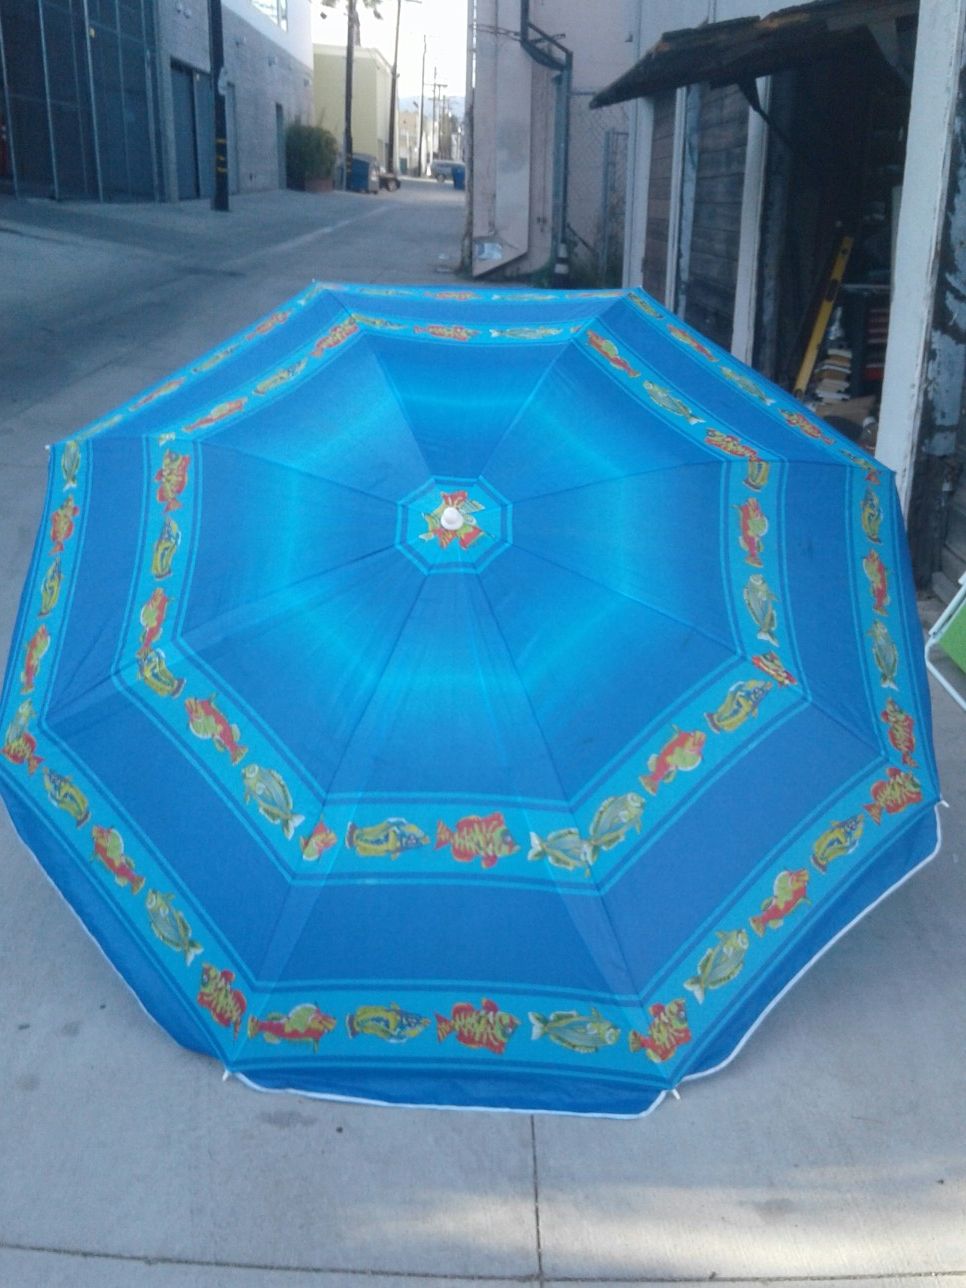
[682,83,749,349]
[641,90,676,301]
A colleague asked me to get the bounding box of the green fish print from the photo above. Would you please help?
[868,620,899,690]
[138,648,186,699]
[811,814,864,873]
[860,487,883,543]
[39,559,63,617]
[705,679,772,734]
[642,380,702,424]
[151,516,181,580]
[346,1002,430,1043]
[743,573,779,645]
[529,1007,620,1054]
[146,890,202,966]
[242,764,305,839]
[587,792,645,852]
[345,817,429,858]
[630,293,661,318]
[528,827,594,876]
[42,767,91,827]
[684,929,749,1004]
[60,440,81,490]
[721,366,773,405]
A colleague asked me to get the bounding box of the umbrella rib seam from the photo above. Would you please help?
[473,576,651,1021]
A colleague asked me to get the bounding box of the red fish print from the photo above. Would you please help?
[2,702,42,775]
[245,310,291,340]
[20,625,50,695]
[131,377,184,410]
[246,1004,337,1050]
[184,398,246,434]
[639,728,706,796]
[750,868,810,936]
[50,497,80,554]
[435,999,519,1054]
[704,427,757,462]
[628,1000,691,1063]
[780,408,834,444]
[184,694,248,765]
[863,549,890,616]
[91,825,145,895]
[736,497,768,567]
[752,651,797,687]
[667,324,716,361]
[435,811,520,869]
[197,964,247,1037]
[586,330,639,377]
[413,324,478,342]
[863,767,922,825]
[154,450,190,512]
[299,815,338,860]
[138,588,170,660]
[311,318,359,357]
[880,698,916,767]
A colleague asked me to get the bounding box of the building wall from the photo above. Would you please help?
[641,90,676,300]
[681,82,749,349]
[157,0,312,200]
[470,0,637,280]
[313,44,392,165]
[0,0,162,201]
[397,107,427,174]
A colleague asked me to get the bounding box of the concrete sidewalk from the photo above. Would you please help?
[0,188,963,1287]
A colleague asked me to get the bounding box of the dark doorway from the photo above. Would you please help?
[171,60,213,200]
[171,61,198,199]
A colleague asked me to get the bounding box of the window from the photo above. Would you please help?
[251,0,286,30]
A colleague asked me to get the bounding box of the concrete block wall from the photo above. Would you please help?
[155,0,312,199]
[224,9,313,192]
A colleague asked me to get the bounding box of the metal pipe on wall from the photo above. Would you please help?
[0,8,20,196]
[81,0,104,201]
[519,0,572,283]
[36,0,61,199]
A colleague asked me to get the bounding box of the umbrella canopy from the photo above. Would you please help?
[0,283,941,1115]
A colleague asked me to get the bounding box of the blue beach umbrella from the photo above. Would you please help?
[0,283,941,1115]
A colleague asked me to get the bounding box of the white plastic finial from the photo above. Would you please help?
[440,505,464,531]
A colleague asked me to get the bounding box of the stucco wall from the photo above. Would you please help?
[313,45,392,165]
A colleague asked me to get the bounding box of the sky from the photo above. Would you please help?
[311,0,469,111]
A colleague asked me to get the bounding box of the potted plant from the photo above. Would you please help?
[286,123,338,193]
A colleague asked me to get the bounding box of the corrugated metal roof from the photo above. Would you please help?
[590,0,917,108]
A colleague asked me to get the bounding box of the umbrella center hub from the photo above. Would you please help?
[396,477,512,574]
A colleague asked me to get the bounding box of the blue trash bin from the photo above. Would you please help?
[452,164,466,191]
[349,155,379,194]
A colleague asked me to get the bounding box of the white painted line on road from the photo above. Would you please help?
[230,203,391,266]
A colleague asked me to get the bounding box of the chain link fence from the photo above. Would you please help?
[566,94,629,287]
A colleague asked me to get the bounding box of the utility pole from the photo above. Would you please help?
[386,0,402,175]
[431,65,437,167]
[416,35,426,176]
[431,71,447,164]
[208,0,229,210]
[343,0,356,190]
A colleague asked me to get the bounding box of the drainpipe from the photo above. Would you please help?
[519,0,572,284]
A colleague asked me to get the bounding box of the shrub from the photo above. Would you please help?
[286,123,338,190]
